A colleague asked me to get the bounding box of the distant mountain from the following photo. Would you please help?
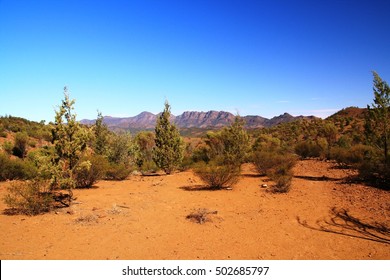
[80,110,317,131]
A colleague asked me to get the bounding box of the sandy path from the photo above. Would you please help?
[0,160,389,260]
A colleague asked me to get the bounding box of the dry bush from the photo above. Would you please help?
[193,161,240,189]
[270,175,293,193]
[252,150,297,193]
[186,208,218,224]
[74,213,98,224]
[3,180,53,215]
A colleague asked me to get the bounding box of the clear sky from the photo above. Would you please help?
[1,0,389,122]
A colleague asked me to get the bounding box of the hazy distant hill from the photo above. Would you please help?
[81,110,317,131]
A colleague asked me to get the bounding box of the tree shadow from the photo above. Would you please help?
[297,207,390,245]
[240,173,264,178]
[294,175,342,182]
[179,185,232,191]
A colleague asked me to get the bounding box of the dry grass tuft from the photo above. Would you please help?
[74,214,98,224]
[186,208,218,224]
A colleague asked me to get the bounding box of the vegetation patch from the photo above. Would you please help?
[186,208,218,224]
[193,161,240,189]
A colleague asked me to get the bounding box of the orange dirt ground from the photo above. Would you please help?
[0,159,389,260]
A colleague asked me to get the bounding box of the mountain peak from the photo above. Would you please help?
[80,110,319,131]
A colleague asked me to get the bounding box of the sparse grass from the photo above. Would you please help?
[74,213,98,224]
[106,203,122,215]
[186,208,218,224]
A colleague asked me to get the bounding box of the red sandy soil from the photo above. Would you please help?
[0,159,389,260]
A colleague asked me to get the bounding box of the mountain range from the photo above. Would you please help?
[81,111,317,131]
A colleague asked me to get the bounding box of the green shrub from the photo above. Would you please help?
[73,155,109,188]
[3,180,53,215]
[139,160,158,174]
[153,101,184,174]
[0,154,37,181]
[252,150,297,193]
[294,140,322,158]
[3,141,13,155]
[330,144,376,167]
[13,132,29,158]
[105,162,130,180]
[253,150,296,176]
[193,161,240,189]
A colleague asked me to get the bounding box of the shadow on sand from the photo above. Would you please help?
[179,185,232,192]
[297,207,390,245]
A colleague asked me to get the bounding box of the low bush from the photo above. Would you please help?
[0,154,37,181]
[294,140,323,159]
[193,160,240,189]
[73,155,109,188]
[271,175,293,193]
[105,162,130,180]
[330,144,375,166]
[139,160,158,174]
[3,180,53,215]
[3,141,13,155]
[253,150,296,176]
[252,150,297,193]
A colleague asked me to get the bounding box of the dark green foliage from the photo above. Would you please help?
[330,144,375,167]
[0,153,37,181]
[361,72,390,186]
[13,132,29,158]
[3,180,53,215]
[153,101,184,174]
[0,116,52,141]
[191,146,209,163]
[295,140,323,158]
[93,111,110,156]
[365,71,390,162]
[193,160,240,189]
[105,162,130,180]
[220,116,250,166]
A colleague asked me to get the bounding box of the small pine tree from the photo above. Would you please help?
[220,116,250,167]
[51,87,90,193]
[153,101,184,174]
[93,111,109,156]
[365,71,390,162]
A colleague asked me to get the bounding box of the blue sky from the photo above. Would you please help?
[1,0,389,122]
